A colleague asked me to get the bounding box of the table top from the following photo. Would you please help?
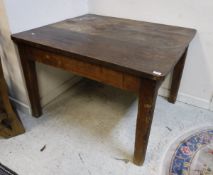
[12,14,196,79]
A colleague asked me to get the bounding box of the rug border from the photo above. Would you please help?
[160,126,213,175]
[0,163,18,175]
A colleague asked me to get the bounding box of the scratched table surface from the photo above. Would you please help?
[12,14,196,79]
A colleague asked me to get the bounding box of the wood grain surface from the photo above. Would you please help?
[12,14,196,80]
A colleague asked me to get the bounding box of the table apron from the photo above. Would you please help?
[27,47,141,92]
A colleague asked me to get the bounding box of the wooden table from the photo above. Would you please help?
[11,14,196,165]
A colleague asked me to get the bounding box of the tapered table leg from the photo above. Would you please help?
[18,45,42,117]
[133,78,160,165]
[168,48,188,103]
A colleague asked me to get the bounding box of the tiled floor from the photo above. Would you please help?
[0,80,213,175]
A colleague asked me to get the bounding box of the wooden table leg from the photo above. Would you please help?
[168,47,188,103]
[18,45,42,117]
[133,78,160,165]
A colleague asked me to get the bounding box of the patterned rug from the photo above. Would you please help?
[0,163,18,175]
[162,128,213,175]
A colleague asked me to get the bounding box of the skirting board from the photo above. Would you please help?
[10,79,212,115]
[210,97,213,111]
[10,96,30,115]
[40,76,81,107]
[10,76,81,115]
[158,87,211,110]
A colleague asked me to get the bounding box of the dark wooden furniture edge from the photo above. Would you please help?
[11,38,166,81]
[0,58,25,138]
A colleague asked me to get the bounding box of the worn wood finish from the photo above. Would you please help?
[11,14,196,165]
[134,78,161,165]
[168,47,188,103]
[29,46,141,92]
[0,58,25,138]
[12,14,196,80]
[17,45,42,117]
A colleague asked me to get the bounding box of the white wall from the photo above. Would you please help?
[89,0,213,110]
[1,0,88,112]
[4,0,88,33]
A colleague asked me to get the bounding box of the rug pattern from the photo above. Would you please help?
[169,129,213,175]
